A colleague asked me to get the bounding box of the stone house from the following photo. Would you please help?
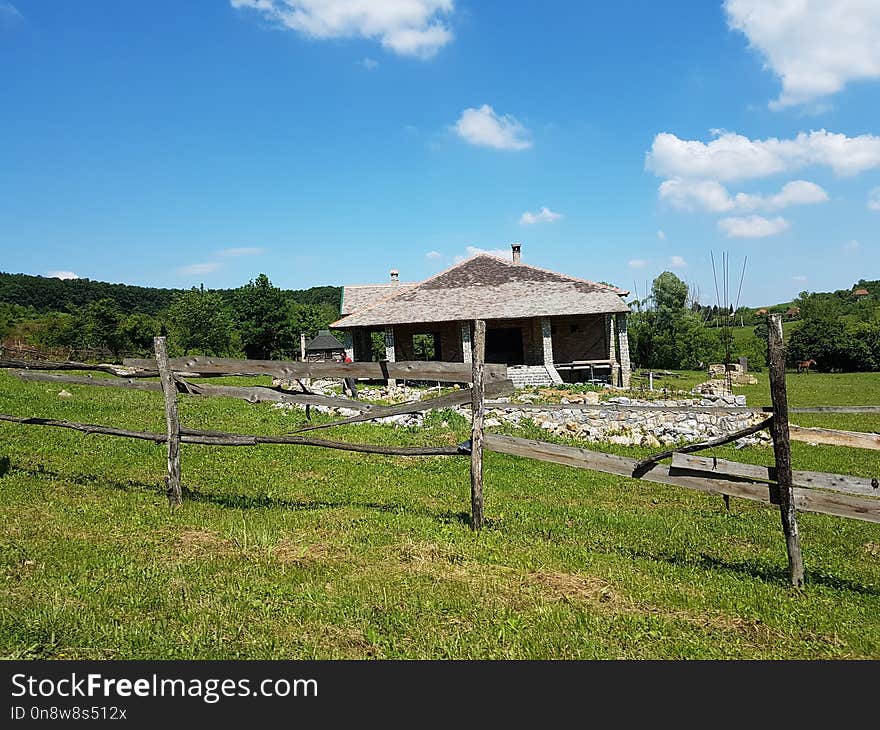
[304,330,346,362]
[331,244,632,388]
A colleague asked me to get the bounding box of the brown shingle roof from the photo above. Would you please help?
[340,283,417,314]
[333,254,629,328]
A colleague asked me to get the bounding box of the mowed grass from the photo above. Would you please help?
[1,369,880,659]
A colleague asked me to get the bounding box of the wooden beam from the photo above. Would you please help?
[12,371,375,412]
[767,314,804,587]
[0,413,467,457]
[670,453,880,498]
[789,424,880,451]
[470,320,486,531]
[483,433,880,524]
[122,356,507,383]
[154,337,182,507]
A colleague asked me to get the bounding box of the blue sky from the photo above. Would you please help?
[1,1,878,306]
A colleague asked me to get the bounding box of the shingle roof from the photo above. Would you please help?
[305,330,345,351]
[333,254,629,328]
[340,283,417,315]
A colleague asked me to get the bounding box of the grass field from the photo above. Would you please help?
[1,369,879,659]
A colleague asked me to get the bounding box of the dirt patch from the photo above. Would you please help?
[528,571,618,604]
[273,541,335,565]
[172,529,232,557]
[863,542,880,557]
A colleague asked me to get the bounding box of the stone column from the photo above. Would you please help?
[541,317,563,384]
[606,314,620,386]
[615,312,631,389]
[540,317,554,366]
[342,331,354,361]
[461,321,472,364]
[384,327,396,386]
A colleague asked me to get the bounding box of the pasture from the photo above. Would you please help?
[1,368,879,659]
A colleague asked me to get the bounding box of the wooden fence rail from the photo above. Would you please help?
[2,320,878,586]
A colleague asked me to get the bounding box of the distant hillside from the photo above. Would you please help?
[0,272,341,316]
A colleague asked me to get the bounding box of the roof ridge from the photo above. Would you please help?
[481,253,629,296]
[334,255,489,324]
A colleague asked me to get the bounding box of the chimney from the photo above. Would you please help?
[511,243,521,263]
[390,269,399,283]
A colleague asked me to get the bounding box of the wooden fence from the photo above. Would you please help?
[1,314,878,587]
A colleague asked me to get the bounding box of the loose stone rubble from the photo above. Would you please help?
[270,376,770,448]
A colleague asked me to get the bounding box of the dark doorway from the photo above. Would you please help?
[486,327,524,365]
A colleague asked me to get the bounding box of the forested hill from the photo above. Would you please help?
[0,272,341,315]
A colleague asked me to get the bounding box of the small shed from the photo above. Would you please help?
[304,330,346,362]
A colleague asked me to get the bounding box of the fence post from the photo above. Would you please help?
[767,314,804,587]
[470,320,486,530]
[154,336,182,507]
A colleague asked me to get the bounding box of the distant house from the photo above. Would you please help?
[755,308,769,316]
[785,306,800,318]
[853,288,870,297]
[332,244,632,387]
[304,330,346,362]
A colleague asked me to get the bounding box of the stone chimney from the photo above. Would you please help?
[390,269,399,283]
[511,243,522,263]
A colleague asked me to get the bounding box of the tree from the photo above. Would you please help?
[119,313,162,355]
[167,287,238,356]
[233,274,289,359]
[628,271,721,370]
[83,298,129,356]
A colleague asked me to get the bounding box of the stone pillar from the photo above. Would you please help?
[540,317,554,366]
[342,331,354,361]
[384,327,396,386]
[615,312,631,389]
[541,317,563,384]
[606,314,620,386]
[461,321,472,364]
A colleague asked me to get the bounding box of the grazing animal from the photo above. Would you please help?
[797,358,816,373]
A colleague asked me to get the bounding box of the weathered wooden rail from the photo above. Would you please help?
[2,316,878,587]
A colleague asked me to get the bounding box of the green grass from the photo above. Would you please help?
[1,369,880,659]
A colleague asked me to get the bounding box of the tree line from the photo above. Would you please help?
[1,274,342,361]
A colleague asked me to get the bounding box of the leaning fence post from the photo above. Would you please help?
[767,314,804,587]
[470,319,486,530]
[154,336,182,507]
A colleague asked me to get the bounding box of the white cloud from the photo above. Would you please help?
[646,130,880,181]
[869,187,880,211]
[453,245,510,263]
[0,3,22,27]
[231,0,454,59]
[519,206,562,225]
[656,229,666,240]
[359,57,379,71]
[453,105,532,151]
[216,247,266,257]
[659,178,828,213]
[843,239,860,251]
[792,275,808,282]
[724,0,880,109]
[46,270,79,280]
[718,215,790,239]
[628,259,647,269]
[425,250,441,259]
[669,255,687,268]
[179,262,222,275]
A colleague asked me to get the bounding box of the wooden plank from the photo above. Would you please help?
[122,356,507,383]
[12,371,375,413]
[154,337,182,507]
[0,413,467,457]
[470,320,486,531]
[483,433,880,524]
[670,453,880,498]
[789,424,880,451]
[0,358,156,377]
